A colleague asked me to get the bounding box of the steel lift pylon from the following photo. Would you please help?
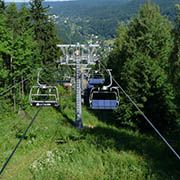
[57,43,99,128]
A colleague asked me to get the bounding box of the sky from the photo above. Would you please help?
[5,0,74,2]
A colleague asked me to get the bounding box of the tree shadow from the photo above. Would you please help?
[54,106,75,126]
[89,109,119,126]
[82,125,180,179]
[88,109,137,131]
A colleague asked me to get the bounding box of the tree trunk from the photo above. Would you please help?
[21,76,24,98]
[13,79,16,112]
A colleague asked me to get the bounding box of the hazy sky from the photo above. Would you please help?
[5,0,74,2]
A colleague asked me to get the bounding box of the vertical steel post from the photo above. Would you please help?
[75,55,83,128]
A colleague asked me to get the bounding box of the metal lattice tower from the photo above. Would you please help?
[57,43,99,128]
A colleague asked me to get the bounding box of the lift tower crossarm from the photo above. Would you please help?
[57,44,99,66]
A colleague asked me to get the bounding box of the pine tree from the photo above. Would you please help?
[108,3,177,133]
[29,0,59,65]
[0,0,5,13]
[0,14,13,92]
[117,53,177,132]
[170,4,180,113]
[19,4,32,33]
[126,3,173,70]
[5,3,19,37]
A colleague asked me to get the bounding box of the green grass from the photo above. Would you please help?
[0,92,180,180]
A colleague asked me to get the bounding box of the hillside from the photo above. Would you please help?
[44,0,179,42]
[0,91,180,179]
[13,0,179,42]
[46,0,178,18]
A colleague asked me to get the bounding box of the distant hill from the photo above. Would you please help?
[43,0,178,42]
[46,0,178,21]
[14,0,179,42]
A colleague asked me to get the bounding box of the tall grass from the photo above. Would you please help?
[0,89,179,179]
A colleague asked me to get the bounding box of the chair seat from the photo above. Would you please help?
[31,101,59,107]
[91,100,117,110]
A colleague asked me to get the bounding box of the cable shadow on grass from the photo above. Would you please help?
[82,125,180,179]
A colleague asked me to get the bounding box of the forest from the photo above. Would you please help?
[0,0,180,179]
[0,0,59,109]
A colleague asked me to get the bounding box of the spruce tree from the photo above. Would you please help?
[170,5,180,113]
[0,0,5,13]
[0,14,12,91]
[108,3,177,133]
[5,3,19,37]
[29,0,59,65]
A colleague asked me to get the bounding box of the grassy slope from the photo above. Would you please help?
[0,91,180,180]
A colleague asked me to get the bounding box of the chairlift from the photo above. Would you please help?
[29,85,59,107]
[89,70,119,110]
[84,70,105,105]
[29,69,59,107]
[87,71,105,89]
[89,87,119,110]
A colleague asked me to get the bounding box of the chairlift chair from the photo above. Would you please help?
[87,72,105,89]
[29,68,60,107]
[84,71,105,105]
[88,69,119,110]
[29,85,59,107]
[89,87,119,110]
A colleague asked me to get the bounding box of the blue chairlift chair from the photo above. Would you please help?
[89,88,119,110]
[87,72,105,89]
[88,69,119,110]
